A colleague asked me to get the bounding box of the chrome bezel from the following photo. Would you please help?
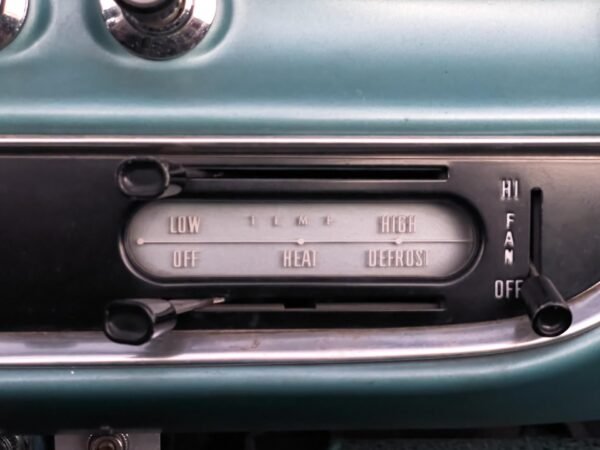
[0,0,28,50]
[100,0,217,60]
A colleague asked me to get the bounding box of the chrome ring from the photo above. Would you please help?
[100,0,217,60]
[0,0,29,50]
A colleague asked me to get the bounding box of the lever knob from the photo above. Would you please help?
[521,273,572,337]
[104,298,176,346]
[104,298,224,345]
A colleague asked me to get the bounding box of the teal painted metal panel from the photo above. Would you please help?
[1,0,600,135]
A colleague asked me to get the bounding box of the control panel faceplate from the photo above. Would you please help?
[1,141,599,337]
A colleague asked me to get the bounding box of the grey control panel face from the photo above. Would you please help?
[124,200,477,280]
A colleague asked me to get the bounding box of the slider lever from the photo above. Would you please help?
[521,265,572,337]
[104,297,225,345]
[116,158,185,200]
[522,189,572,337]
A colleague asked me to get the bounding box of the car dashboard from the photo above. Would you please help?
[2,0,600,449]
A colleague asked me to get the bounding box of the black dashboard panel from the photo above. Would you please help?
[0,145,599,337]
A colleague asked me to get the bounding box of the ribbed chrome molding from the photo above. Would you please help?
[3,135,600,147]
[1,283,599,367]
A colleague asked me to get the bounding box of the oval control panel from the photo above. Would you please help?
[124,200,478,281]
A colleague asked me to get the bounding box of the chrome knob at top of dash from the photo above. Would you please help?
[117,0,174,9]
[115,0,182,23]
[0,0,29,50]
[100,0,217,60]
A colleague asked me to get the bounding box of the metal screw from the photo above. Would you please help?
[88,434,129,450]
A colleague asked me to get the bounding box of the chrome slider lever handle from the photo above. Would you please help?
[104,297,225,345]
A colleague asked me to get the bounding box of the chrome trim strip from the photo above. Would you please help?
[2,135,600,147]
[1,283,599,367]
